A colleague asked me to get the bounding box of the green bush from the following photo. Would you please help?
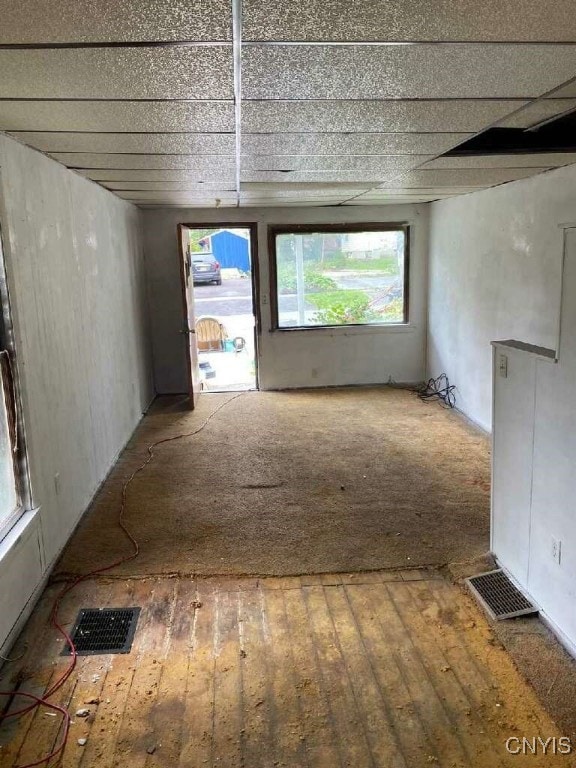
[308,291,380,325]
[277,265,337,294]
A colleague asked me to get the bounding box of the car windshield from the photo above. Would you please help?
[193,254,215,263]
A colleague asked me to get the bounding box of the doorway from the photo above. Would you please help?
[184,225,259,393]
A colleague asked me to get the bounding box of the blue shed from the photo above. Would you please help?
[198,229,251,272]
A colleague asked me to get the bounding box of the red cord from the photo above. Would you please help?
[0,393,243,767]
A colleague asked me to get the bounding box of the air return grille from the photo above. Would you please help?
[466,570,537,620]
[63,607,141,655]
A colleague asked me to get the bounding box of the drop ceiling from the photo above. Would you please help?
[2,0,576,208]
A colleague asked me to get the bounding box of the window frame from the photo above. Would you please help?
[0,224,31,543]
[268,223,410,332]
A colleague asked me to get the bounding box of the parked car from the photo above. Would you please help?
[192,253,221,285]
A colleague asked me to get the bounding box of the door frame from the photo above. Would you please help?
[178,222,261,390]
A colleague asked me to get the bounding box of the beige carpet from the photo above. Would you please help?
[55,387,491,578]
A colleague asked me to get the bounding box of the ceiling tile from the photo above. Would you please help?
[77,169,236,181]
[0,47,233,100]
[1,0,231,43]
[243,45,576,100]
[364,186,485,195]
[241,171,408,183]
[240,199,346,207]
[496,99,576,127]
[103,181,237,191]
[241,182,375,190]
[424,153,576,169]
[242,133,473,155]
[0,100,235,133]
[51,153,235,170]
[379,168,548,187]
[9,132,235,155]
[240,188,368,198]
[240,155,432,171]
[546,80,576,98]
[242,100,529,133]
[114,190,237,201]
[243,0,576,41]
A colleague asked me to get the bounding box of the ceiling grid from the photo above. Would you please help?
[1,0,576,207]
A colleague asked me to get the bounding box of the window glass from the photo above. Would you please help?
[274,229,407,328]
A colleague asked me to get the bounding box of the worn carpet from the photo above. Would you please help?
[55,387,491,578]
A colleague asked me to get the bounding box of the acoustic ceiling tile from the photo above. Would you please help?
[424,153,576,169]
[496,99,576,127]
[51,153,235,170]
[0,100,235,133]
[0,0,231,42]
[379,167,547,187]
[114,190,237,200]
[0,46,233,100]
[241,170,405,182]
[243,45,576,100]
[243,0,576,42]
[77,169,235,181]
[103,181,237,191]
[242,132,473,156]
[240,155,432,171]
[242,100,529,133]
[546,81,576,98]
[9,132,236,155]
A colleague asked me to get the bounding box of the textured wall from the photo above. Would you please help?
[0,135,154,648]
[426,165,576,430]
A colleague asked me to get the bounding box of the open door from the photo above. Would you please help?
[177,224,202,408]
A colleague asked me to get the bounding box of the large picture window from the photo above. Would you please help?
[270,225,408,329]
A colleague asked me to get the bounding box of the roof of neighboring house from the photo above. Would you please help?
[199,228,250,244]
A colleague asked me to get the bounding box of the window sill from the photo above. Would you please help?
[0,507,40,564]
[270,323,415,336]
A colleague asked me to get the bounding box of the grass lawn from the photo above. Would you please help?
[323,257,398,273]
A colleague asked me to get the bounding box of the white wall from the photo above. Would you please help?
[143,205,429,392]
[426,164,576,430]
[491,229,576,653]
[0,134,154,650]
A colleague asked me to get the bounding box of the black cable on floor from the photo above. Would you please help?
[414,373,456,408]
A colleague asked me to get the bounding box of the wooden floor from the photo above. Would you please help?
[0,570,569,768]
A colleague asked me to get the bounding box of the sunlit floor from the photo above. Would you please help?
[0,570,566,768]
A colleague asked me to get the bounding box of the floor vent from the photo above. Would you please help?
[62,607,141,656]
[466,569,538,620]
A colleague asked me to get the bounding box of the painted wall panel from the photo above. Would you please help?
[427,164,576,430]
[143,205,428,392]
[0,134,154,648]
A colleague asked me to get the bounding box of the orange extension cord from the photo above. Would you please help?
[0,392,244,768]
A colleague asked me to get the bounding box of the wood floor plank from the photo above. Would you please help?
[177,580,217,768]
[261,586,309,768]
[344,583,440,765]
[358,582,470,767]
[388,582,506,768]
[282,586,343,768]
[211,589,243,768]
[323,585,407,768]
[236,587,277,768]
[142,577,197,768]
[302,584,376,768]
[110,578,176,767]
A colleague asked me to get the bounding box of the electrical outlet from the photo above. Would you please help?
[499,354,508,378]
[551,536,562,566]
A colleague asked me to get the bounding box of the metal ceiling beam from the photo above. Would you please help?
[232,0,243,206]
